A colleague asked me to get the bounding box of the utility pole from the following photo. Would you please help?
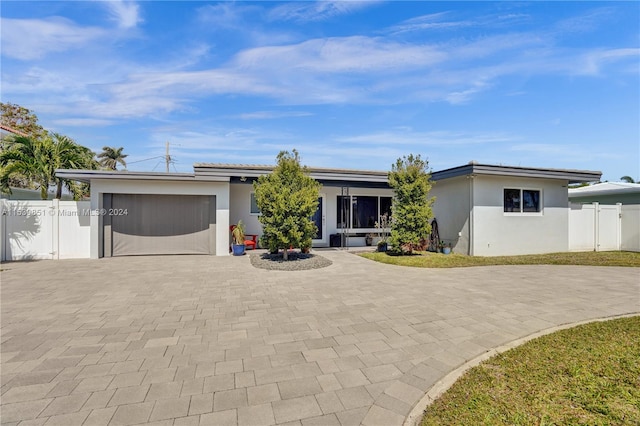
[165,142,171,173]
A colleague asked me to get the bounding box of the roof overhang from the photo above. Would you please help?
[194,163,389,185]
[57,162,602,187]
[431,162,602,184]
[55,169,229,184]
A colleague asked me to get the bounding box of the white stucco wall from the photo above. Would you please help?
[229,183,263,242]
[430,177,471,254]
[471,176,570,256]
[90,179,230,258]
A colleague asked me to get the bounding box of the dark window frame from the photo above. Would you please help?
[337,195,393,229]
[504,188,542,214]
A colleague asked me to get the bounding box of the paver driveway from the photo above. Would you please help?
[1,252,638,426]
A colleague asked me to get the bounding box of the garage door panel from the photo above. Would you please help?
[112,232,210,256]
[109,194,215,256]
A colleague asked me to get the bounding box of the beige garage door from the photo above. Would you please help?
[104,194,216,256]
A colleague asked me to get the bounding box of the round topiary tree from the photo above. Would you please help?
[253,150,321,260]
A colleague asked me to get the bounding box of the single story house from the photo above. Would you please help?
[568,182,640,205]
[56,161,600,258]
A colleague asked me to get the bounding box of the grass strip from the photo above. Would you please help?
[360,251,640,268]
[421,316,640,426]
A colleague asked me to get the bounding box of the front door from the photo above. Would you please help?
[311,195,326,246]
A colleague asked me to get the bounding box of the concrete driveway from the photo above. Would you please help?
[1,252,638,426]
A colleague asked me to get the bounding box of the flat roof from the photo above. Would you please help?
[194,163,389,183]
[57,161,602,185]
[55,169,229,184]
[431,162,601,183]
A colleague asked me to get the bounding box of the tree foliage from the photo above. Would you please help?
[388,154,435,254]
[620,176,636,184]
[98,146,128,170]
[0,133,97,199]
[0,102,46,140]
[253,150,321,260]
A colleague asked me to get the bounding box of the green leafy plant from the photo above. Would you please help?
[388,154,435,254]
[231,220,246,245]
[0,133,97,199]
[253,150,321,260]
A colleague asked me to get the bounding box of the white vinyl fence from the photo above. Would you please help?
[569,202,638,252]
[620,204,640,252]
[1,200,91,261]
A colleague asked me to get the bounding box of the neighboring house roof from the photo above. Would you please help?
[0,124,29,138]
[431,161,601,183]
[568,182,640,198]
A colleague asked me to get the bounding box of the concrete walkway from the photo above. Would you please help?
[1,252,638,426]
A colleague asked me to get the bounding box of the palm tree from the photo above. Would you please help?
[49,133,98,198]
[0,133,96,199]
[98,146,127,170]
[620,176,636,183]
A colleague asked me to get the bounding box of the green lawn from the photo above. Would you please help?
[360,251,640,268]
[421,316,640,425]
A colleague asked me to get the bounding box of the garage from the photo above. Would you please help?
[103,194,216,256]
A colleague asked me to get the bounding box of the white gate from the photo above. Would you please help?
[569,202,621,252]
[597,204,621,251]
[1,200,91,261]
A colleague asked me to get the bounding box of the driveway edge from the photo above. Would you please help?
[403,312,640,426]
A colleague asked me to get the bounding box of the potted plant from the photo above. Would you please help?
[375,214,390,252]
[439,240,452,255]
[231,220,246,256]
[365,233,374,246]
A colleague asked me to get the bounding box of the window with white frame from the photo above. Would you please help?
[504,188,541,213]
[337,195,392,229]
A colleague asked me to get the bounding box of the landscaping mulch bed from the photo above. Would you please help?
[250,252,332,271]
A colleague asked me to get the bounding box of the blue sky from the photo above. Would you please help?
[2,1,639,181]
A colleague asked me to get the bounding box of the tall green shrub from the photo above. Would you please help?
[388,154,435,254]
[253,150,321,260]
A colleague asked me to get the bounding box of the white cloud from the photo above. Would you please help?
[1,17,105,60]
[387,11,531,35]
[51,118,115,127]
[335,129,517,146]
[233,111,313,120]
[232,36,446,73]
[197,3,257,29]
[4,7,637,123]
[269,1,379,23]
[580,48,640,75]
[553,7,614,34]
[387,12,473,34]
[103,0,141,29]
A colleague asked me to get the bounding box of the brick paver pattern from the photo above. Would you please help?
[1,252,638,425]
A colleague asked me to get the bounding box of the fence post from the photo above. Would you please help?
[593,202,600,251]
[616,203,622,251]
[0,200,6,261]
[51,199,59,259]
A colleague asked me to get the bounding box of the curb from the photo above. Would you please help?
[403,312,640,426]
